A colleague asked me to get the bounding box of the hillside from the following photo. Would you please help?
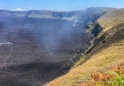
[46,8,124,86]
[0,7,124,86]
[0,8,109,86]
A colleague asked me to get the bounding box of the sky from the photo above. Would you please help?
[0,0,124,11]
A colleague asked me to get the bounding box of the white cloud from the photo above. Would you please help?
[12,8,24,11]
[0,8,2,9]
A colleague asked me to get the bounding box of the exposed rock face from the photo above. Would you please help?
[0,8,106,86]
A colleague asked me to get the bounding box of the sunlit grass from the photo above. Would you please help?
[73,56,85,67]
[46,39,124,86]
[45,9,124,86]
[93,74,124,86]
[98,9,124,32]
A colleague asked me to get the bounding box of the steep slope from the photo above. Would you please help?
[46,8,124,86]
[98,8,124,32]
[0,8,108,86]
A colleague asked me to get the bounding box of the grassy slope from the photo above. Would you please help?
[98,8,124,32]
[46,9,124,86]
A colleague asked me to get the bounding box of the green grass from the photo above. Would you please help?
[73,55,85,67]
[95,74,124,86]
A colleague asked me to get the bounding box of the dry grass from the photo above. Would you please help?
[98,9,124,32]
[45,8,124,86]
[46,39,124,86]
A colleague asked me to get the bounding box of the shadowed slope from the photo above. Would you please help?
[46,8,124,86]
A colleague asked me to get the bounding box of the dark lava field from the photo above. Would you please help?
[0,9,104,86]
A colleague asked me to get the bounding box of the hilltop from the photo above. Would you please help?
[46,7,124,86]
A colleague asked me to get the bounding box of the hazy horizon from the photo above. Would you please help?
[0,0,124,11]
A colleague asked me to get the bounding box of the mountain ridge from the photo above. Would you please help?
[0,7,123,86]
[0,7,108,86]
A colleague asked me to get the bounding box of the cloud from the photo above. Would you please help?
[0,8,2,9]
[12,8,24,11]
